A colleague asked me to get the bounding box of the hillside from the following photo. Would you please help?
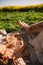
[0,4,43,9]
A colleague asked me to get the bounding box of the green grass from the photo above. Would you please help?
[0,10,43,32]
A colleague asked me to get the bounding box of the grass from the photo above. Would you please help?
[0,6,43,32]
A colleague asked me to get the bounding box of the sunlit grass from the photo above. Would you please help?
[0,4,43,32]
[0,10,43,32]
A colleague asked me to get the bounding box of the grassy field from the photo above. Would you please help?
[0,5,43,32]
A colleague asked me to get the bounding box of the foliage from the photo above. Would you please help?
[0,4,43,32]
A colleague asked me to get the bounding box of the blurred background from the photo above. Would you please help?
[0,0,43,32]
[0,0,43,6]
